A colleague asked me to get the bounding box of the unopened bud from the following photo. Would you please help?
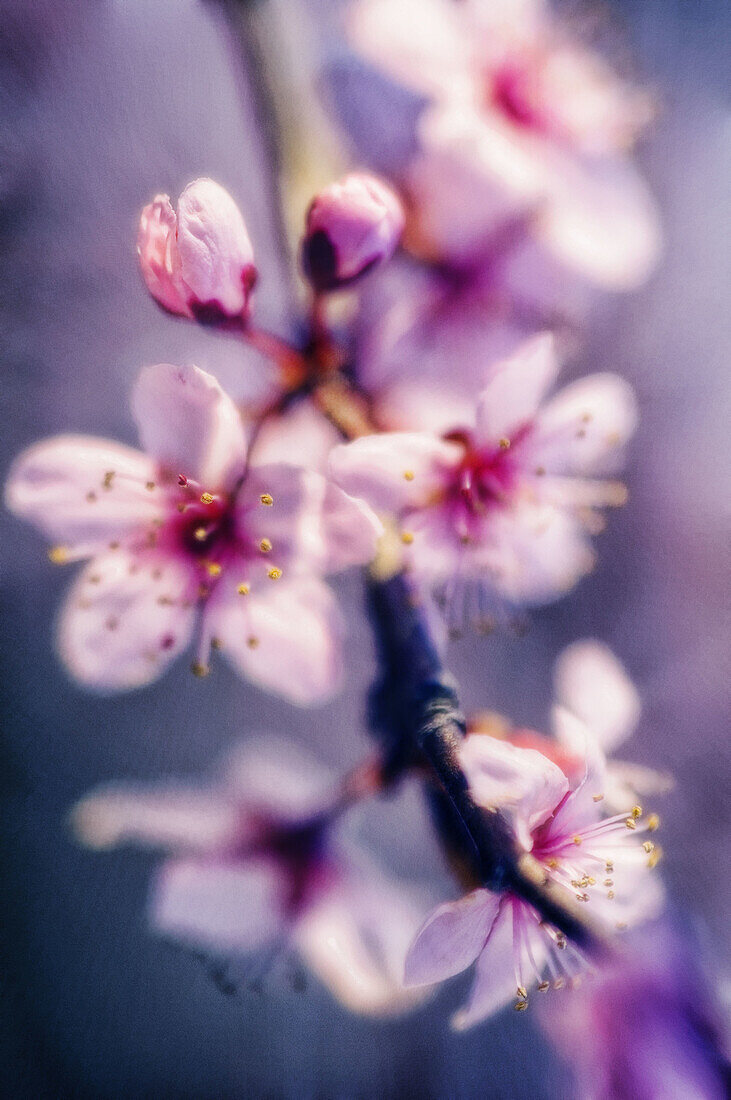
[301,173,404,292]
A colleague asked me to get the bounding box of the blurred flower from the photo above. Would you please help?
[404,733,664,1028]
[5,363,381,702]
[347,0,660,290]
[543,921,730,1099]
[330,334,635,622]
[72,739,427,1016]
[138,178,256,322]
[301,172,404,292]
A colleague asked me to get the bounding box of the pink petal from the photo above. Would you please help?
[210,577,343,705]
[151,855,285,952]
[131,363,247,489]
[251,401,341,473]
[531,372,638,475]
[460,735,569,848]
[474,333,560,446]
[222,737,337,821]
[297,851,429,1014]
[554,639,641,752]
[240,464,383,574]
[137,195,191,317]
[176,178,256,318]
[70,783,239,853]
[5,434,160,553]
[404,889,498,987]
[57,550,195,690]
[329,432,461,514]
[451,901,518,1029]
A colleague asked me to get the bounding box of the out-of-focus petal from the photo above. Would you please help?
[5,435,160,552]
[460,735,569,848]
[210,577,343,705]
[131,363,247,489]
[151,856,285,952]
[222,736,337,821]
[57,551,195,691]
[451,900,516,1029]
[404,889,498,987]
[548,705,608,821]
[474,333,559,446]
[531,372,638,476]
[137,195,191,317]
[251,401,341,473]
[329,432,460,513]
[554,639,641,752]
[70,783,239,853]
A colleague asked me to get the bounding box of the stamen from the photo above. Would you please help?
[401,531,414,545]
[200,492,214,505]
[499,437,511,450]
[247,636,260,649]
[647,814,660,831]
[194,526,208,542]
[403,470,415,481]
[267,567,283,580]
[259,538,272,553]
[237,583,250,595]
[48,546,70,564]
[146,481,156,492]
[102,471,115,490]
[191,661,209,678]
[592,793,604,802]
[205,562,222,577]
[632,805,643,819]
[537,980,550,992]
[625,818,636,830]
[260,493,274,506]
[643,841,655,854]
[648,846,662,868]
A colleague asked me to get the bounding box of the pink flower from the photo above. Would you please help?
[301,172,404,291]
[348,0,660,290]
[5,363,381,702]
[71,739,428,1016]
[137,178,257,322]
[329,334,636,617]
[404,733,664,1028]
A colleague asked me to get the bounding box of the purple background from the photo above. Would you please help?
[1,1,728,1095]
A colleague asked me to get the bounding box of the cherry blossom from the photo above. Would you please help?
[330,334,636,620]
[137,178,257,322]
[404,733,664,1028]
[71,739,427,1016]
[347,0,660,291]
[5,363,381,702]
[301,173,404,292]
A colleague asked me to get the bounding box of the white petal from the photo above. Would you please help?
[251,401,341,473]
[131,363,247,489]
[451,901,517,1029]
[474,334,559,446]
[554,639,641,751]
[329,432,460,513]
[151,856,285,953]
[404,889,498,987]
[531,373,638,476]
[57,551,195,691]
[5,435,159,552]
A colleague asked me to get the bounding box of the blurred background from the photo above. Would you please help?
[0,0,728,1095]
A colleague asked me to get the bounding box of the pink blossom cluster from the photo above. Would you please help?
[6,2,721,1094]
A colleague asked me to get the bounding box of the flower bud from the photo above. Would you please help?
[137,178,256,323]
[301,173,404,292]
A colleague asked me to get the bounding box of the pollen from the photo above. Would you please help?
[516,985,527,999]
[499,437,511,450]
[401,531,414,545]
[194,526,208,542]
[246,636,259,649]
[190,661,210,678]
[200,492,214,504]
[267,567,283,580]
[259,538,272,553]
[625,818,637,830]
[260,493,274,506]
[514,999,528,1011]
[647,813,660,832]
[403,470,415,481]
[237,583,250,596]
[643,841,655,854]
[632,805,643,819]
[146,481,156,492]
[205,562,222,577]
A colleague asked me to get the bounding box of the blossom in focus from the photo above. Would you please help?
[138,178,257,322]
[347,0,661,291]
[301,172,404,292]
[71,739,427,1016]
[404,732,664,1028]
[330,334,636,620]
[5,363,381,702]
[543,922,730,1099]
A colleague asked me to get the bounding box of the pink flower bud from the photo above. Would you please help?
[301,173,404,291]
[137,178,256,323]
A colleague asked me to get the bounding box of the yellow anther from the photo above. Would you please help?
[403,470,415,481]
[102,471,115,490]
[259,538,272,553]
[587,876,596,886]
[401,531,415,545]
[205,562,222,577]
[260,493,274,506]
[211,637,222,651]
[625,818,637,830]
[537,981,550,993]
[556,936,567,950]
[546,858,559,869]
[237,583,250,596]
[514,999,528,1012]
[647,813,660,832]
[194,526,208,542]
[607,890,615,900]
[247,636,260,649]
[146,481,156,492]
[516,985,527,999]
[200,492,214,504]
[499,437,511,449]
[604,878,614,887]
[190,661,210,678]
[554,978,565,990]
[648,846,662,869]
[267,567,283,580]
[572,835,582,846]
[48,545,70,565]
[592,793,604,802]
[643,841,655,854]
[632,805,643,819]
[605,861,614,873]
